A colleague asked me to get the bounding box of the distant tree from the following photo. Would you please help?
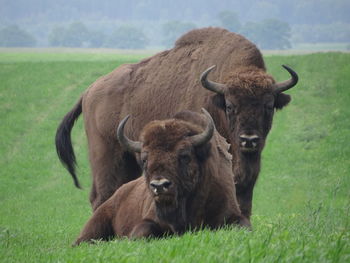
[240,19,291,50]
[292,23,350,44]
[0,25,36,47]
[48,26,65,46]
[217,11,241,32]
[240,21,261,43]
[106,25,148,49]
[63,22,90,47]
[258,19,291,49]
[162,21,196,48]
[48,22,90,47]
[88,30,106,48]
[49,23,107,48]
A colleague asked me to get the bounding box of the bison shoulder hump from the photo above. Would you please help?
[175,27,251,49]
[175,27,229,47]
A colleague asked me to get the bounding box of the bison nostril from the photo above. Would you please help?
[162,181,172,189]
[150,182,158,188]
[239,134,260,148]
[150,179,172,192]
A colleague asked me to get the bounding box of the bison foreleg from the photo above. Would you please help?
[236,187,253,220]
[74,205,114,246]
[130,219,164,239]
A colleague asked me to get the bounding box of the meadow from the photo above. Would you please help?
[0,50,349,262]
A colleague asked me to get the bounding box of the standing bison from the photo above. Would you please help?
[56,27,298,218]
[75,110,249,245]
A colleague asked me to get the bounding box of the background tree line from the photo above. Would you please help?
[0,17,293,50]
[0,0,349,49]
[0,25,36,47]
[47,22,148,49]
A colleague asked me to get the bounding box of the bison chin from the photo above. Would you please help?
[153,193,177,206]
[240,146,260,154]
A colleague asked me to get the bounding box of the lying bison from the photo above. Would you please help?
[56,27,298,218]
[75,110,249,245]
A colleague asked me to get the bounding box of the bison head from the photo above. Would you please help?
[201,65,298,155]
[117,109,214,209]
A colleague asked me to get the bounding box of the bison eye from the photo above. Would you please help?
[225,102,236,114]
[140,158,148,170]
[141,152,148,167]
[179,153,191,164]
[265,102,274,111]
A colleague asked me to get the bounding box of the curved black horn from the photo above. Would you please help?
[200,65,226,95]
[274,65,299,94]
[117,115,142,153]
[189,108,215,147]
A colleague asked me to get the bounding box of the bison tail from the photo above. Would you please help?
[55,97,83,189]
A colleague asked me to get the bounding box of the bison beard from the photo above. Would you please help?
[56,27,298,220]
[155,197,187,234]
[74,110,249,245]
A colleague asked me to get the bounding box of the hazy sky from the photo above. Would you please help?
[1,0,349,26]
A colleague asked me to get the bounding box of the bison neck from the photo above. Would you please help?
[233,151,261,185]
[232,149,261,219]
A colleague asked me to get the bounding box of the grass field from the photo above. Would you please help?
[0,50,349,262]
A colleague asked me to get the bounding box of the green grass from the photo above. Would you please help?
[0,51,349,262]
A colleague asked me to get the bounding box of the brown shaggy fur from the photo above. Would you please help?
[74,111,249,245]
[223,66,275,91]
[56,27,296,218]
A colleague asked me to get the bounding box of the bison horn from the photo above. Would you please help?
[117,115,142,153]
[200,65,226,95]
[273,65,299,94]
[190,108,215,147]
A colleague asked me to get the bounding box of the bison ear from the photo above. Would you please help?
[275,93,291,110]
[211,94,226,110]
